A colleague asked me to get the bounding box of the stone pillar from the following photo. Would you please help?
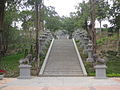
[18,64,32,79]
[46,31,53,40]
[39,37,45,54]
[79,32,83,41]
[83,36,89,54]
[80,34,85,48]
[43,33,49,44]
[94,64,107,79]
[75,32,80,41]
[87,40,94,62]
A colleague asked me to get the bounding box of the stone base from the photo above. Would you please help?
[18,76,32,79]
[18,64,32,79]
[83,50,87,54]
[0,75,4,80]
[94,65,107,79]
[80,44,84,48]
[86,58,94,62]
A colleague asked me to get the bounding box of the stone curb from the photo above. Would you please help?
[39,38,55,75]
[72,38,87,76]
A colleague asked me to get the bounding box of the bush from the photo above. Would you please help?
[96,37,108,46]
[107,73,120,77]
[84,62,95,74]
[107,50,118,56]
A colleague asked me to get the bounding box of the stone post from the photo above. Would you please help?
[87,40,94,62]
[43,33,49,44]
[79,32,83,41]
[46,31,53,40]
[83,36,89,54]
[75,32,80,41]
[18,64,32,79]
[39,36,45,54]
[80,34,85,48]
[94,64,107,79]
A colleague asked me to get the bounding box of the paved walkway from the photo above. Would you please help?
[0,77,120,90]
[42,39,83,76]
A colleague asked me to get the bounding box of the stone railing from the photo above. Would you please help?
[18,30,53,79]
[72,30,107,79]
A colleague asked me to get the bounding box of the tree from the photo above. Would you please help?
[0,0,20,56]
[74,1,94,39]
[96,0,110,35]
[61,16,76,38]
[44,6,62,32]
[109,0,120,52]
[89,0,97,54]
[0,0,6,56]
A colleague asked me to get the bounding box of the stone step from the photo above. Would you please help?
[43,71,83,75]
[41,39,84,76]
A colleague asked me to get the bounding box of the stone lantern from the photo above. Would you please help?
[83,35,89,54]
[80,33,85,48]
[43,33,49,44]
[75,32,80,41]
[79,32,83,41]
[39,35,46,54]
[46,30,53,40]
[86,40,94,62]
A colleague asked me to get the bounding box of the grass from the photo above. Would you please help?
[84,52,120,77]
[0,41,51,77]
[106,55,120,74]
[0,53,24,77]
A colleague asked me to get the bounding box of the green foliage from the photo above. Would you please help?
[96,0,110,22]
[96,34,118,46]
[106,50,118,56]
[109,0,120,31]
[74,1,90,29]
[61,17,76,35]
[96,37,108,46]
[75,40,80,43]
[0,53,24,77]
[85,62,95,74]
[84,53,120,77]
[44,6,62,32]
[107,73,120,77]
[77,38,120,77]
[19,10,34,30]
[107,60,120,74]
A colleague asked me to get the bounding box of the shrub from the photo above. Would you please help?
[0,70,6,75]
[106,50,118,56]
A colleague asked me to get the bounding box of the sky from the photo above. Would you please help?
[44,0,111,28]
[44,0,85,17]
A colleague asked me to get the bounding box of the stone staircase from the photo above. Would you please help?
[40,39,86,76]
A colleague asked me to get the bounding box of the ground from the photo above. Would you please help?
[0,77,120,90]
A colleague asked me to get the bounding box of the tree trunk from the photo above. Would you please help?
[85,19,92,40]
[39,3,42,32]
[0,0,5,31]
[0,0,5,56]
[117,29,120,53]
[90,0,97,54]
[35,1,40,74]
[99,19,102,36]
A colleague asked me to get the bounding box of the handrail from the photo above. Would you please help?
[72,38,87,76]
[39,38,55,75]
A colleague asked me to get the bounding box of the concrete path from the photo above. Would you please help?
[41,39,83,76]
[0,77,120,90]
